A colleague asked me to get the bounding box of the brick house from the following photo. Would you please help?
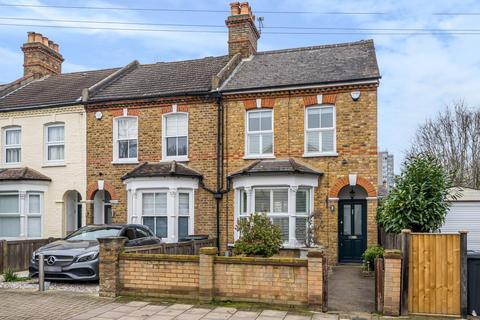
[0,32,118,238]
[83,2,380,264]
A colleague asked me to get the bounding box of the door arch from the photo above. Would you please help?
[93,190,112,224]
[338,185,368,263]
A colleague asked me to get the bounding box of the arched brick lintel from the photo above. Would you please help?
[329,176,377,197]
[86,181,118,200]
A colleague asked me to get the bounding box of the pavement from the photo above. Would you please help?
[0,289,357,320]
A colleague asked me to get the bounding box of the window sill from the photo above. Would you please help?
[112,159,139,165]
[243,155,276,160]
[1,163,21,168]
[161,157,189,163]
[303,152,338,158]
[42,162,66,168]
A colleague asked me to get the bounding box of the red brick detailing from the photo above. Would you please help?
[177,105,189,113]
[329,176,377,197]
[128,109,140,116]
[323,94,337,104]
[111,109,123,117]
[87,181,118,200]
[243,99,257,110]
[303,95,317,107]
[261,98,275,108]
[160,106,173,114]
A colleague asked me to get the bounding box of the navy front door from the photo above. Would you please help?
[339,200,367,263]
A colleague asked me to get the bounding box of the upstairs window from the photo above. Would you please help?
[3,127,21,164]
[45,124,65,162]
[113,117,138,163]
[246,110,273,157]
[163,113,188,160]
[305,105,336,155]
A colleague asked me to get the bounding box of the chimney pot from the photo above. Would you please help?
[27,32,35,43]
[42,36,49,46]
[239,2,251,16]
[230,2,240,15]
[34,33,43,43]
[53,43,59,52]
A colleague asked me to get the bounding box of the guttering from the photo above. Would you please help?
[85,90,213,105]
[219,77,380,95]
[0,100,81,112]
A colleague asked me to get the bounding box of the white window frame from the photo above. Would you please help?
[236,185,313,247]
[162,112,189,162]
[140,191,168,239]
[3,126,21,166]
[45,123,65,164]
[244,109,275,159]
[304,104,337,157]
[112,116,138,164]
[26,192,43,238]
[0,191,44,239]
[138,188,194,242]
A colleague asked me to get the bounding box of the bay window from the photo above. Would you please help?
[163,113,188,160]
[305,105,336,155]
[239,186,312,246]
[139,189,193,242]
[246,110,273,157]
[0,192,43,238]
[113,117,138,163]
[4,127,21,164]
[45,123,65,162]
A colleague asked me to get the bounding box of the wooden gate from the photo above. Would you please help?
[408,233,461,316]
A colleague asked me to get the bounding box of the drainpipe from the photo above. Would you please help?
[213,91,224,250]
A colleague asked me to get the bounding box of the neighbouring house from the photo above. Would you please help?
[441,187,480,251]
[83,1,380,264]
[0,32,119,239]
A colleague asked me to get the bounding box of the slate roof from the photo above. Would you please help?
[0,167,51,181]
[121,161,203,180]
[221,40,380,92]
[0,68,119,110]
[228,158,323,178]
[89,55,231,102]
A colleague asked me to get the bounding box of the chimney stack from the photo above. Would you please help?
[226,2,260,58]
[21,32,64,78]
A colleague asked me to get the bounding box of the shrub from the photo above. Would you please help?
[233,212,283,257]
[377,154,456,233]
[3,268,19,282]
[362,246,384,271]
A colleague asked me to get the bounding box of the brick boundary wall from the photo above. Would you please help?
[98,238,327,310]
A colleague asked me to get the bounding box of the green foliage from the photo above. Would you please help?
[362,246,384,271]
[233,212,283,257]
[3,268,19,282]
[378,154,455,233]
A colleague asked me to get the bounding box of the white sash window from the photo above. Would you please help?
[305,105,336,156]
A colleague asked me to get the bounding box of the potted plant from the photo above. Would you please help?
[298,210,322,258]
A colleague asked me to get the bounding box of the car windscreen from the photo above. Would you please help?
[65,227,121,241]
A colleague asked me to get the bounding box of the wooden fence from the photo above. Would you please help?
[408,233,464,316]
[123,238,216,255]
[379,229,401,250]
[0,238,59,273]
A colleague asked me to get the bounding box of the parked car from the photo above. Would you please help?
[29,224,161,281]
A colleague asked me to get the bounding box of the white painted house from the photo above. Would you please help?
[0,32,118,239]
[442,187,480,251]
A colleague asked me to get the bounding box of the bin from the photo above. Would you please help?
[468,251,480,315]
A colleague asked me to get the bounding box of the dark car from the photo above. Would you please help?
[29,224,161,281]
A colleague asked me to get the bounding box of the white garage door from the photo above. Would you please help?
[441,202,480,251]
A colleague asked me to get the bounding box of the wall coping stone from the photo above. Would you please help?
[384,249,402,259]
[215,256,308,267]
[307,249,325,258]
[120,252,200,262]
[199,247,218,255]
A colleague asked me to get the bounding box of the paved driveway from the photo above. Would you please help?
[0,289,340,320]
